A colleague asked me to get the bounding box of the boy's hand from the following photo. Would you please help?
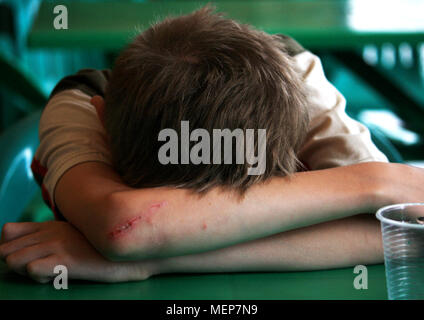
[0,221,154,283]
[373,162,424,207]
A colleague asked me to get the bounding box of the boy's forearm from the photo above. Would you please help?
[108,214,384,281]
[112,162,384,261]
[0,212,384,283]
[55,161,389,261]
[152,214,383,275]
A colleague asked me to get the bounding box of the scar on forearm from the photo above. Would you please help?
[108,201,167,239]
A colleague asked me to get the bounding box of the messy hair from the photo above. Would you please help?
[104,6,310,194]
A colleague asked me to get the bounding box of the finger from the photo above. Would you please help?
[1,222,40,243]
[5,242,55,276]
[0,231,42,261]
[27,255,59,283]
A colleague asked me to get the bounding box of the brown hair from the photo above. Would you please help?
[104,6,310,194]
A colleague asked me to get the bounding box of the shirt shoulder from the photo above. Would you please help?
[50,68,111,99]
[33,89,112,213]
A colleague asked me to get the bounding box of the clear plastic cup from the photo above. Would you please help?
[376,203,424,300]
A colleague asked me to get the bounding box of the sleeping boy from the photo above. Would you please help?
[1,7,424,283]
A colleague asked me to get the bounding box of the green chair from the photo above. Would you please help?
[0,110,40,229]
[369,125,404,163]
[0,52,48,112]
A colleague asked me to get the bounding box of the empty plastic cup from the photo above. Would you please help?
[376,203,424,300]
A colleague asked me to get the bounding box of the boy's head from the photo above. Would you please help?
[102,6,309,193]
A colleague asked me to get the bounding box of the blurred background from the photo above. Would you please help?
[0,0,423,226]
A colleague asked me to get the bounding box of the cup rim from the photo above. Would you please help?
[376,202,424,229]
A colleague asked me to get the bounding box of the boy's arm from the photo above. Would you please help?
[0,214,382,283]
[156,214,383,275]
[54,160,424,261]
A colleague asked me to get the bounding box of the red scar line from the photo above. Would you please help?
[108,201,167,239]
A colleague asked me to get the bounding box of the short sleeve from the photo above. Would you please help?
[33,89,112,207]
[294,51,388,170]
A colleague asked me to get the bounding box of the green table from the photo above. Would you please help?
[28,0,424,50]
[0,261,387,300]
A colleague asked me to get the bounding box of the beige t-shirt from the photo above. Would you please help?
[33,51,388,208]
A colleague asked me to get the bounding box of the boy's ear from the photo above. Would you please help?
[90,95,106,128]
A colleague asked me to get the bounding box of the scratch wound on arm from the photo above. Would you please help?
[108,201,167,239]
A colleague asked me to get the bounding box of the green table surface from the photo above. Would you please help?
[0,261,388,300]
[28,0,424,50]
